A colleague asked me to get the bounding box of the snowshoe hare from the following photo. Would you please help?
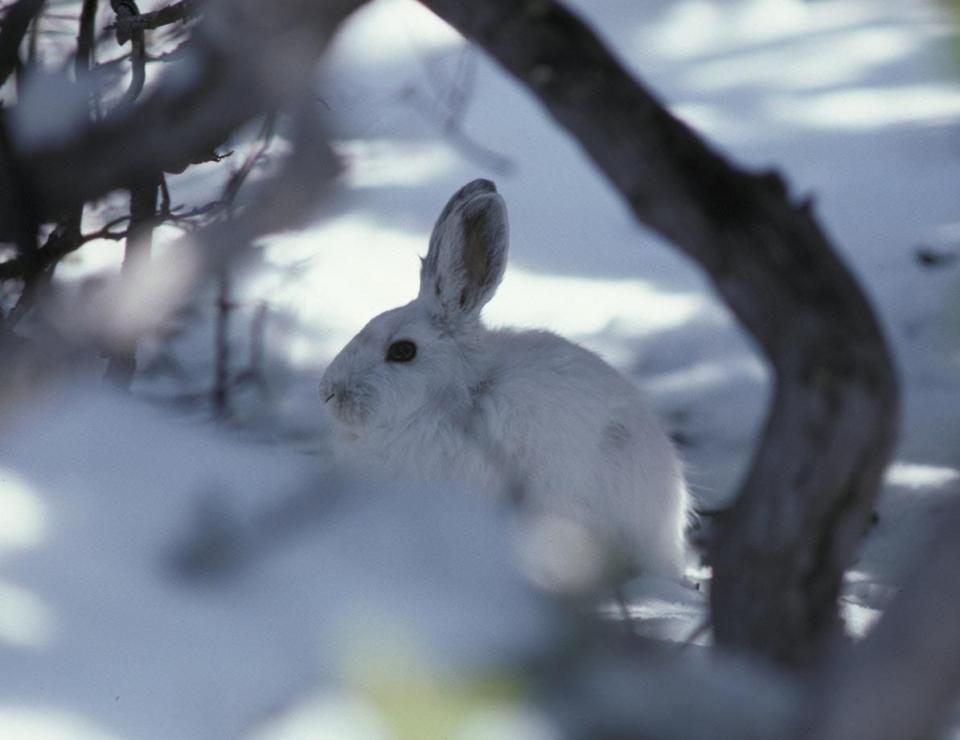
[320,179,689,578]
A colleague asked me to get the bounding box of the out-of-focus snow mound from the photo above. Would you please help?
[0,381,713,739]
[0,382,570,739]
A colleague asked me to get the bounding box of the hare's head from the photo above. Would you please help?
[320,179,508,436]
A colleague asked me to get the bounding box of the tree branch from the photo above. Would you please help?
[104,172,160,386]
[419,0,899,666]
[110,0,147,110]
[4,0,369,231]
[212,266,231,416]
[0,110,39,275]
[0,0,44,87]
[75,0,98,76]
[109,0,199,43]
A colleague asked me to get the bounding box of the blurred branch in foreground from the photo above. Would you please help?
[108,0,200,43]
[796,496,960,740]
[0,0,366,230]
[0,0,365,381]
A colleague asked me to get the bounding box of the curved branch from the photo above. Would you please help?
[110,0,147,109]
[419,0,899,666]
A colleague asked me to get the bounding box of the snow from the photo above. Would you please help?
[0,386,557,739]
[3,0,960,736]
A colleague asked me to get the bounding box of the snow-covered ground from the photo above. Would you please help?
[2,0,960,737]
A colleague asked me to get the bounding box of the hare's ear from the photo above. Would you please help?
[419,179,508,320]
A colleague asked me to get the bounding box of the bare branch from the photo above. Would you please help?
[400,47,515,174]
[75,0,97,76]
[419,0,899,666]
[0,0,44,87]
[0,218,130,281]
[0,111,40,275]
[192,102,340,254]
[221,113,275,209]
[212,267,231,417]
[108,0,199,43]
[81,220,129,242]
[1,214,84,327]
[103,173,160,387]
[4,0,369,231]
[110,0,147,109]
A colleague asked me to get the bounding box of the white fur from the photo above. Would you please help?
[320,180,689,578]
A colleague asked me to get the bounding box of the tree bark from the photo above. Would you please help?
[419,0,899,666]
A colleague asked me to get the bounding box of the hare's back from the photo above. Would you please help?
[485,328,660,427]
[483,328,679,485]
[483,328,687,576]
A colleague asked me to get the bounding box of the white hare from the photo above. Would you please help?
[320,180,689,578]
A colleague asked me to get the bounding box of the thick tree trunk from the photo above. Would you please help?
[419,0,899,666]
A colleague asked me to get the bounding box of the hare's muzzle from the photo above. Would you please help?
[322,380,374,428]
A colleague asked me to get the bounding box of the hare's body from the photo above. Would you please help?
[321,180,689,578]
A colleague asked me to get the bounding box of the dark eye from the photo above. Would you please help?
[386,339,417,363]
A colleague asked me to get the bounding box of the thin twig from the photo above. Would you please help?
[25,1,38,64]
[400,47,515,174]
[222,113,276,210]
[0,219,127,281]
[243,301,267,389]
[101,0,160,386]
[111,0,146,109]
[75,0,100,116]
[207,113,275,415]
[0,111,39,278]
[212,266,231,417]
[5,265,49,326]
[103,173,160,386]
[159,174,171,215]
[3,216,82,327]
[82,216,130,241]
[155,115,270,233]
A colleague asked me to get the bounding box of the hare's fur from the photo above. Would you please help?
[320,180,689,578]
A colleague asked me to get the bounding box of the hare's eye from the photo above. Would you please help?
[386,339,417,363]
